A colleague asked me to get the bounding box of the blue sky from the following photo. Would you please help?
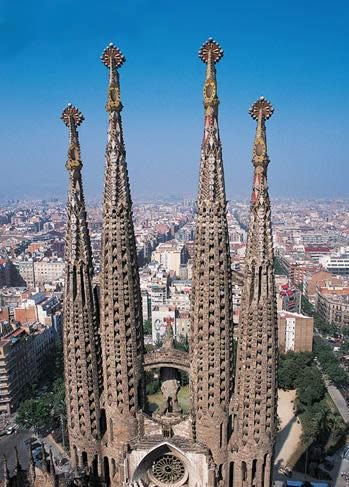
[0,0,348,201]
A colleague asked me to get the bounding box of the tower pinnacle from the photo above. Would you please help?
[101,43,125,113]
[199,38,223,111]
[190,39,234,480]
[99,42,144,482]
[61,104,84,171]
[61,105,101,468]
[230,97,277,487]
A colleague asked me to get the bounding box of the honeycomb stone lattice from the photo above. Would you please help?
[190,39,234,470]
[230,99,277,487]
[150,454,186,485]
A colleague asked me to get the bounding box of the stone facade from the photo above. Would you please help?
[61,104,102,472]
[230,98,278,487]
[3,41,279,487]
[190,38,234,482]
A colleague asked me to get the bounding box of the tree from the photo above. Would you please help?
[340,340,349,354]
[342,326,349,337]
[16,378,66,435]
[174,334,189,352]
[295,368,325,407]
[301,296,315,317]
[143,319,152,335]
[314,338,349,385]
[325,364,347,385]
[274,257,288,276]
[278,352,314,390]
[16,398,52,434]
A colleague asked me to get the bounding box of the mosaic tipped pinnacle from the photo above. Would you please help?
[101,42,126,69]
[249,96,274,120]
[61,104,84,127]
[198,38,224,64]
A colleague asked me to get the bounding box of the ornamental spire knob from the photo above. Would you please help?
[101,42,126,69]
[61,103,84,128]
[249,96,274,168]
[198,38,224,64]
[101,43,125,112]
[199,38,223,108]
[249,96,274,121]
[61,104,84,171]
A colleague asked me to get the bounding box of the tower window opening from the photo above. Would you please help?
[241,461,247,482]
[252,459,257,483]
[100,408,107,436]
[82,451,88,467]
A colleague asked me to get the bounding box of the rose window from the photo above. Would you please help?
[150,453,186,484]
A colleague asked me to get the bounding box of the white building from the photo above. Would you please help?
[152,305,176,344]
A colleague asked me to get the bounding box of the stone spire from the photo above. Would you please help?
[99,42,144,461]
[230,97,278,487]
[61,104,101,467]
[190,38,234,476]
[2,455,10,486]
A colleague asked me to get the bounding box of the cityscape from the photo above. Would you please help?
[0,191,349,485]
[0,1,349,487]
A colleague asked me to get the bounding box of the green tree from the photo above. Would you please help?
[143,319,152,335]
[314,338,349,385]
[50,378,66,420]
[274,257,288,276]
[325,364,347,385]
[174,334,189,352]
[278,352,314,390]
[16,398,52,434]
[301,296,315,317]
[340,340,349,354]
[295,368,325,407]
[342,326,349,337]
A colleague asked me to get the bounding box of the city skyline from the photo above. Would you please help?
[1,1,349,201]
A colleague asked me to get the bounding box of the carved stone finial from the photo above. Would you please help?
[231,95,277,487]
[101,43,125,112]
[101,43,126,69]
[61,104,84,171]
[199,39,223,109]
[198,38,224,64]
[61,104,84,128]
[249,96,274,121]
[250,96,274,166]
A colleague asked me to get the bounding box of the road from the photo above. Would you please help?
[0,430,70,480]
[327,382,349,424]
[0,430,32,479]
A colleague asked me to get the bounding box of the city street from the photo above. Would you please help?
[0,431,70,480]
[327,383,349,424]
[0,430,32,479]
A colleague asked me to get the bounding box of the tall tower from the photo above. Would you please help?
[61,104,101,471]
[230,97,278,487]
[190,38,234,480]
[99,43,144,482]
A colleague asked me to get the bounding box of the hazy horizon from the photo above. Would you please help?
[1,1,348,201]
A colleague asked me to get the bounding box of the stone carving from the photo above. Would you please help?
[190,38,234,476]
[99,43,144,461]
[230,97,278,487]
[61,104,101,467]
[0,42,278,487]
[158,367,182,416]
[150,453,186,484]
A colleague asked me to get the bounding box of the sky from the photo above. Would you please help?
[0,0,348,201]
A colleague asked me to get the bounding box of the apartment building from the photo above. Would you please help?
[278,311,314,353]
[0,323,57,415]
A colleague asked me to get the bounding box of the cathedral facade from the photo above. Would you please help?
[2,39,278,487]
[61,38,278,487]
